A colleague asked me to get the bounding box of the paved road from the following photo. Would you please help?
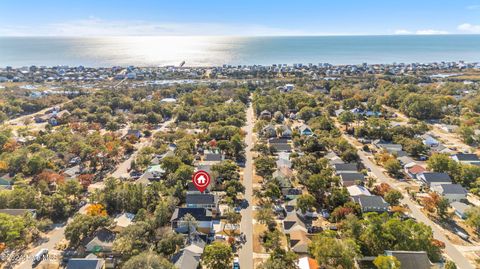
[239,101,254,269]
[352,139,475,269]
[15,224,66,269]
[110,118,175,179]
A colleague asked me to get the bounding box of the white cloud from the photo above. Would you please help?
[0,18,322,37]
[415,29,448,35]
[467,5,480,10]
[458,23,480,33]
[394,29,412,35]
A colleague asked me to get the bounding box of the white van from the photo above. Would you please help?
[32,248,48,267]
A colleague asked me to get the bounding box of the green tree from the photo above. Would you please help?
[310,232,360,269]
[445,260,457,269]
[122,250,175,269]
[384,159,401,177]
[259,248,298,269]
[437,197,450,219]
[384,190,403,206]
[373,255,401,269]
[202,242,233,269]
[465,207,480,233]
[338,111,355,129]
[254,155,276,179]
[296,194,316,214]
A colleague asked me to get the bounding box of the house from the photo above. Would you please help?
[282,188,302,200]
[451,201,470,219]
[405,164,426,179]
[333,163,357,174]
[126,129,142,139]
[339,172,365,187]
[0,174,12,190]
[260,110,272,120]
[439,124,458,133]
[171,234,205,269]
[282,213,307,234]
[297,257,319,269]
[186,193,219,214]
[270,143,292,153]
[64,165,81,179]
[83,228,116,253]
[261,124,277,138]
[451,153,480,166]
[276,152,292,169]
[417,172,452,187]
[112,213,135,232]
[325,151,344,165]
[187,181,212,194]
[172,249,201,269]
[289,230,311,254]
[347,185,371,197]
[422,134,440,147]
[384,250,438,269]
[0,209,37,218]
[66,258,105,269]
[397,156,415,166]
[298,124,313,136]
[279,125,293,138]
[171,208,213,234]
[204,153,224,162]
[432,184,467,202]
[137,165,166,184]
[352,195,389,213]
[373,140,403,154]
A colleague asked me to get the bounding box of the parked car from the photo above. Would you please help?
[32,248,48,267]
[233,257,240,269]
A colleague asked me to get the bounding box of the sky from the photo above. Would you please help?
[1,0,480,36]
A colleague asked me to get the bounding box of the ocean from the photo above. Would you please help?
[0,35,479,67]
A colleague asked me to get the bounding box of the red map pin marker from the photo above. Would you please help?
[192,170,211,193]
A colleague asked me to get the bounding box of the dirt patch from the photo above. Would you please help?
[253,223,267,253]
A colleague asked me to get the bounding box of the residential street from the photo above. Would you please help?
[13,118,175,269]
[239,101,254,269]
[350,136,475,269]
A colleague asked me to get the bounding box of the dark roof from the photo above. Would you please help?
[204,153,223,162]
[420,172,452,183]
[353,195,389,209]
[269,138,289,144]
[385,251,434,269]
[339,172,365,181]
[270,143,292,152]
[334,163,357,172]
[171,208,213,222]
[0,209,36,217]
[66,259,105,269]
[453,153,480,161]
[186,193,216,205]
[438,184,467,195]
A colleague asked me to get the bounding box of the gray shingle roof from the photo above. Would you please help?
[420,172,452,183]
[66,259,105,269]
[385,251,434,269]
[186,193,216,205]
[453,153,479,161]
[438,184,467,195]
[171,208,213,222]
[334,163,357,172]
